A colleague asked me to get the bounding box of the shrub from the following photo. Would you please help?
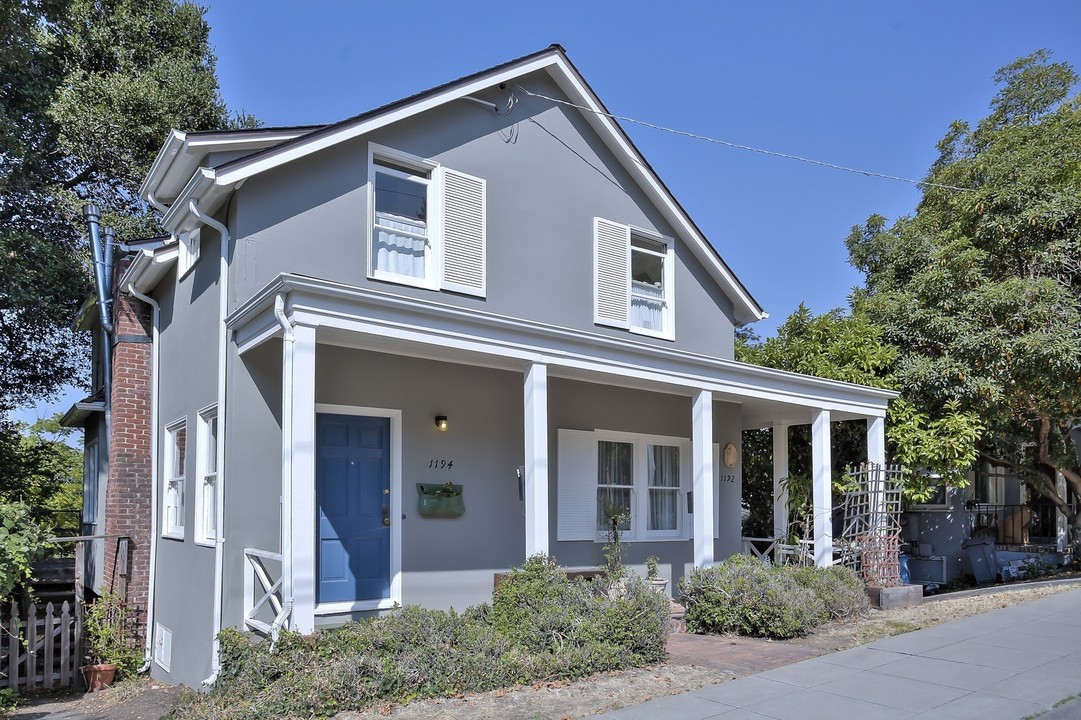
[791,565,869,621]
[171,555,669,720]
[679,555,824,639]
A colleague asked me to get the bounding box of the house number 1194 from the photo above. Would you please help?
[428,459,454,469]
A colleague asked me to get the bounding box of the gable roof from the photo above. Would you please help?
[141,45,767,324]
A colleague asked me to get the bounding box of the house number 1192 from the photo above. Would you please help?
[428,459,454,469]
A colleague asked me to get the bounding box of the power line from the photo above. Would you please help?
[512,85,975,194]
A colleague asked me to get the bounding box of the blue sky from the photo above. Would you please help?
[15,0,1081,424]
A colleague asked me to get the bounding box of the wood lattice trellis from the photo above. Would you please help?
[837,464,905,587]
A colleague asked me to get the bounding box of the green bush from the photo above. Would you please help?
[170,555,670,720]
[679,555,824,639]
[791,565,869,621]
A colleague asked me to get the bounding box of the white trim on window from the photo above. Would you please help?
[558,428,693,543]
[194,405,218,546]
[163,418,187,539]
[594,218,675,340]
[366,144,486,298]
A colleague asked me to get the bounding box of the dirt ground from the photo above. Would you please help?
[7,580,1078,720]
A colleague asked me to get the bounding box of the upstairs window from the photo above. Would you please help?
[594,218,674,339]
[368,145,486,297]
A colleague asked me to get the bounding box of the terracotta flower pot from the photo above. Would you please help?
[82,662,117,691]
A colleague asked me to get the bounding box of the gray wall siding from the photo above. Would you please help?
[222,341,283,631]
[151,239,221,686]
[230,71,736,358]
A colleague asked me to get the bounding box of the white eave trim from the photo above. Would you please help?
[140,128,315,208]
[160,168,220,234]
[120,246,180,295]
[231,274,895,417]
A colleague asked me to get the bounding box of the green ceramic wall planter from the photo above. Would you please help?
[417,482,465,518]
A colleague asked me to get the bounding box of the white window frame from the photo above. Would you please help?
[83,438,99,525]
[594,430,691,542]
[177,228,200,279]
[628,229,675,340]
[910,477,951,511]
[163,418,187,539]
[194,405,218,546]
[367,144,443,291]
[593,218,676,341]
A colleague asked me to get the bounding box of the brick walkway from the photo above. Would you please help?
[666,631,819,676]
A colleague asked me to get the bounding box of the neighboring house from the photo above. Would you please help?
[80,46,894,687]
[902,464,1075,585]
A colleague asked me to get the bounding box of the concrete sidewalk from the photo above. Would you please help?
[589,588,1081,720]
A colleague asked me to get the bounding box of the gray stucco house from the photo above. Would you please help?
[118,46,894,687]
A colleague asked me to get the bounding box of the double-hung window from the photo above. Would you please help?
[594,218,675,339]
[368,144,486,297]
[163,419,187,539]
[195,406,218,546]
[560,429,691,542]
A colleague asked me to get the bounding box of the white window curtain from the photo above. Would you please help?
[597,441,633,531]
[374,214,427,278]
[631,281,664,332]
[648,445,680,531]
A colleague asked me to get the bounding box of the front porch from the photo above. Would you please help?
[227,275,895,635]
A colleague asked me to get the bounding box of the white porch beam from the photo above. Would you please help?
[289,323,317,633]
[524,363,550,557]
[811,409,833,567]
[773,423,789,540]
[693,390,715,567]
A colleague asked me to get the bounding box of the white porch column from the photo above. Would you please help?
[692,390,715,567]
[523,363,549,557]
[289,324,317,633]
[867,415,888,530]
[867,416,886,468]
[811,409,833,568]
[772,423,789,540]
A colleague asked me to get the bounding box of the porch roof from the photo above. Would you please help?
[229,273,896,429]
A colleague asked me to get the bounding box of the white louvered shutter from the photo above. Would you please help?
[557,429,599,541]
[593,218,630,327]
[441,168,486,297]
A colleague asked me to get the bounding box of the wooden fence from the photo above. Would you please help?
[0,600,82,692]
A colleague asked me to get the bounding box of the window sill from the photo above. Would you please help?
[194,538,216,548]
[629,326,674,341]
[593,534,687,543]
[161,532,185,541]
[370,269,438,292]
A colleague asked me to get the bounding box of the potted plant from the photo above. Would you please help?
[645,555,669,595]
[82,592,141,691]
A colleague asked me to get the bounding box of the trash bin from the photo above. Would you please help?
[898,554,911,585]
[962,536,998,583]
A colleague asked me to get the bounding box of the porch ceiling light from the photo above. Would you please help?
[435,415,448,431]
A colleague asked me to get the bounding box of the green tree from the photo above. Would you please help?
[738,305,982,506]
[846,50,1081,521]
[1,0,250,414]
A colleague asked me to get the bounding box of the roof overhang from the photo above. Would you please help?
[60,398,105,428]
[140,127,318,208]
[119,244,180,295]
[232,274,893,427]
[149,46,767,324]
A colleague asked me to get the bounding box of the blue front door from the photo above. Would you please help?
[316,413,391,604]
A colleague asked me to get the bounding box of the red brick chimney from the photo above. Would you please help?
[101,255,153,636]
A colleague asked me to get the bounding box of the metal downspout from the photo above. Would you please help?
[126,280,160,673]
[188,201,230,687]
[83,205,114,445]
[269,294,294,644]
